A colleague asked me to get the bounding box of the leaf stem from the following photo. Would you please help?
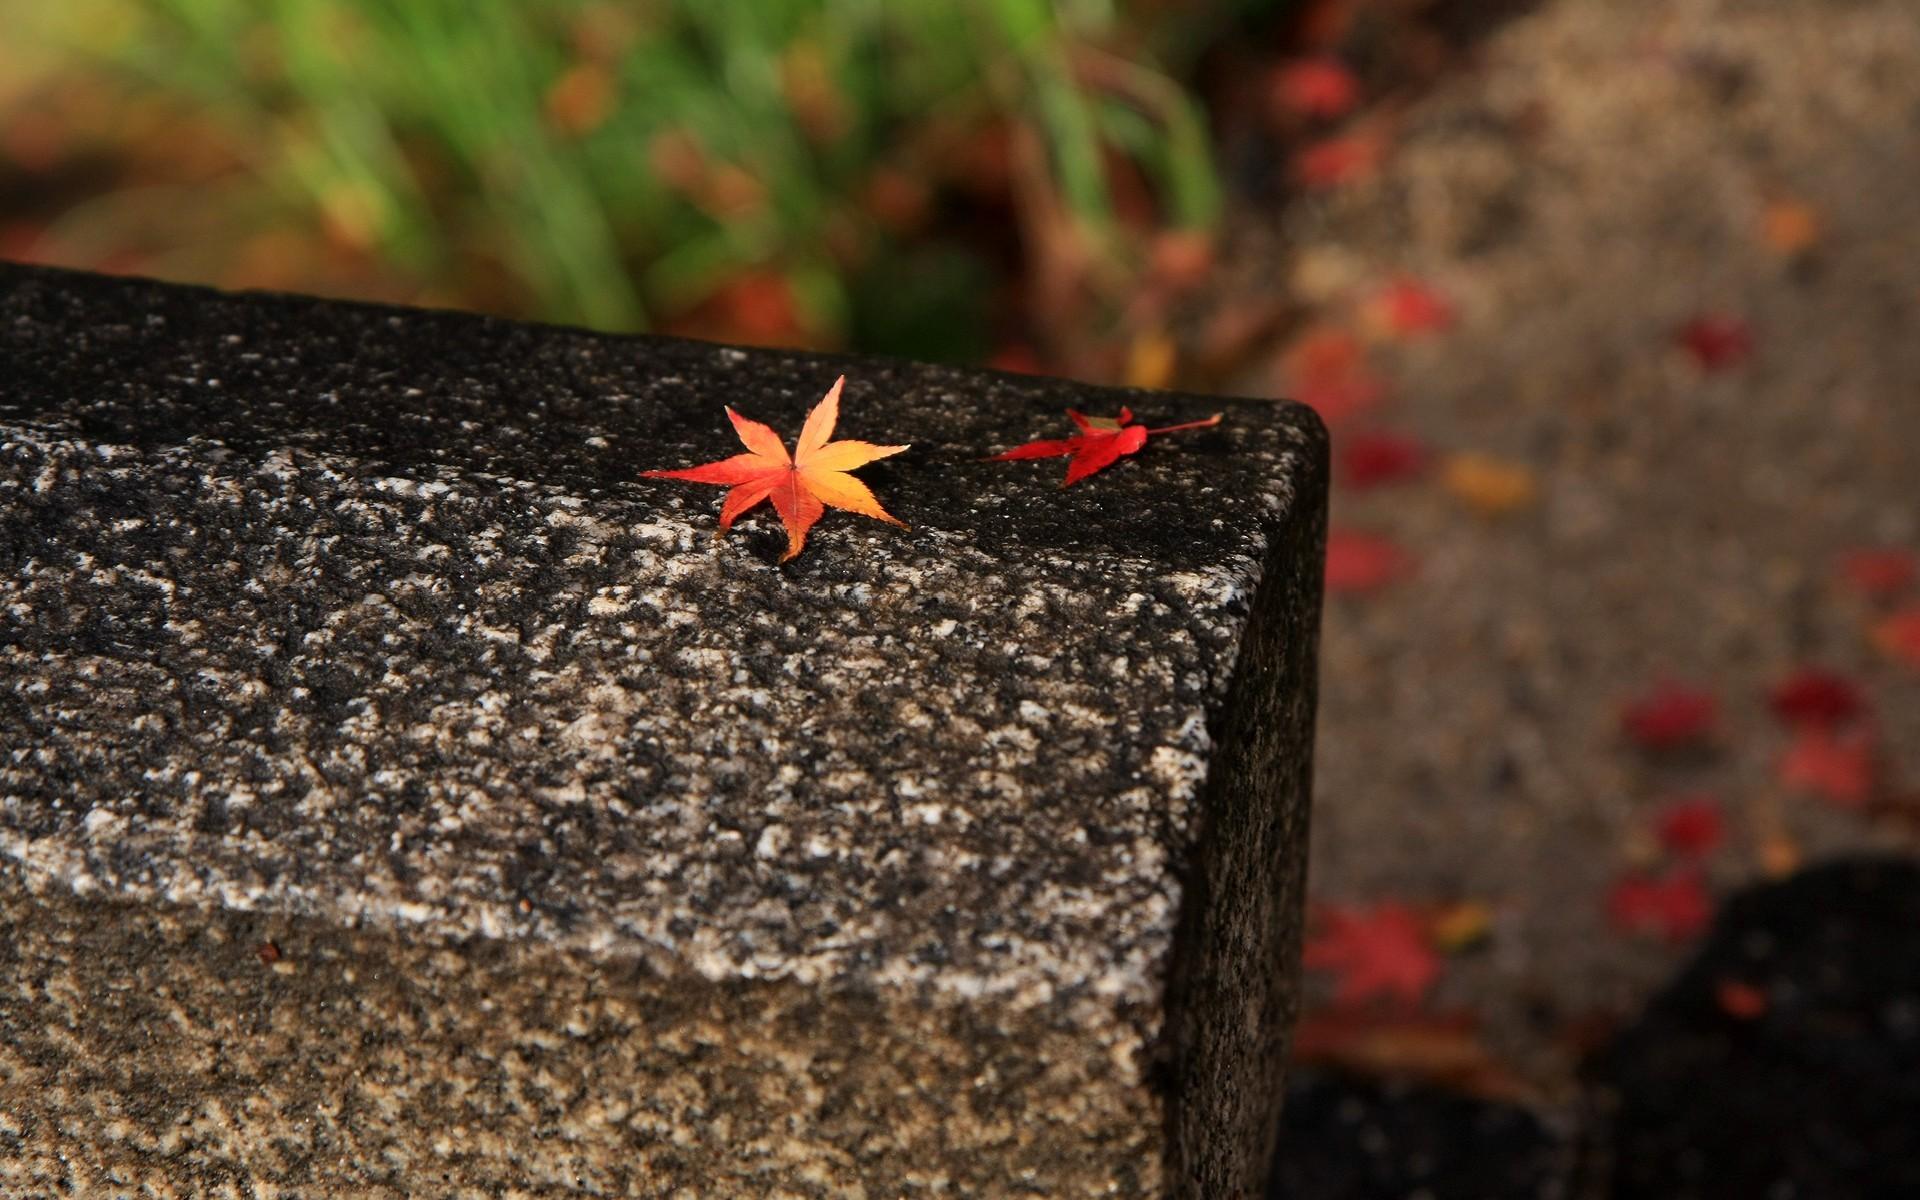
[1147,412,1223,435]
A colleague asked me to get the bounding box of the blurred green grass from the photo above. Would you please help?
[11,0,1262,359]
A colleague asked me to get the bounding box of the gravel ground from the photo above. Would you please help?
[1222,0,1920,1094]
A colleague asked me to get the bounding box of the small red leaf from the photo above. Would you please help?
[1340,431,1428,489]
[1271,57,1361,120]
[1678,314,1754,370]
[1303,902,1442,1007]
[988,409,1221,487]
[1372,278,1456,337]
[1779,726,1877,810]
[1284,326,1386,426]
[1655,795,1725,859]
[1285,325,1367,381]
[1621,683,1719,750]
[1872,606,1920,670]
[1767,667,1866,728]
[1606,869,1712,943]
[1325,531,1412,594]
[1839,548,1916,598]
[1298,375,1386,425]
[1294,134,1382,189]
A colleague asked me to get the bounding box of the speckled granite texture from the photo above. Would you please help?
[0,264,1327,1196]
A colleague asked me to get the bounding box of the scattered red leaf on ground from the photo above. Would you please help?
[1872,607,1920,670]
[989,407,1221,486]
[1271,57,1361,120]
[1606,869,1712,943]
[1621,683,1719,750]
[1325,530,1413,593]
[644,376,909,561]
[1677,313,1754,370]
[1780,726,1877,810]
[1285,324,1367,381]
[1339,430,1428,488]
[1303,902,1443,1007]
[1371,277,1456,337]
[1294,133,1383,189]
[1767,667,1866,727]
[1283,326,1387,425]
[1297,374,1387,425]
[1655,795,1725,859]
[1716,979,1769,1020]
[1839,548,1916,598]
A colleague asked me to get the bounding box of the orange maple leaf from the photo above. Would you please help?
[989,407,1222,486]
[1606,868,1712,943]
[644,376,908,561]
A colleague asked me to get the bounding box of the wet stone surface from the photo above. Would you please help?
[0,264,1326,1195]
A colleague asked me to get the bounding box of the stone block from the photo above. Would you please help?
[0,265,1326,1196]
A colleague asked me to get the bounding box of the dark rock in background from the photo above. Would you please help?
[1269,1070,1567,1200]
[1590,858,1920,1200]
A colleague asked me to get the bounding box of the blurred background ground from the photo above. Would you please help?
[1256,0,1920,1100]
[7,0,1920,1193]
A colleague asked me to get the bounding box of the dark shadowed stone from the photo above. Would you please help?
[1268,1070,1568,1200]
[0,264,1326,1196]
[1589,858,1920,1200]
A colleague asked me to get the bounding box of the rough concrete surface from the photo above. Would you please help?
[0,265,1326,1195]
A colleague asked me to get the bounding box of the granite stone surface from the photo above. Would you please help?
[0,264,1326,1196]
